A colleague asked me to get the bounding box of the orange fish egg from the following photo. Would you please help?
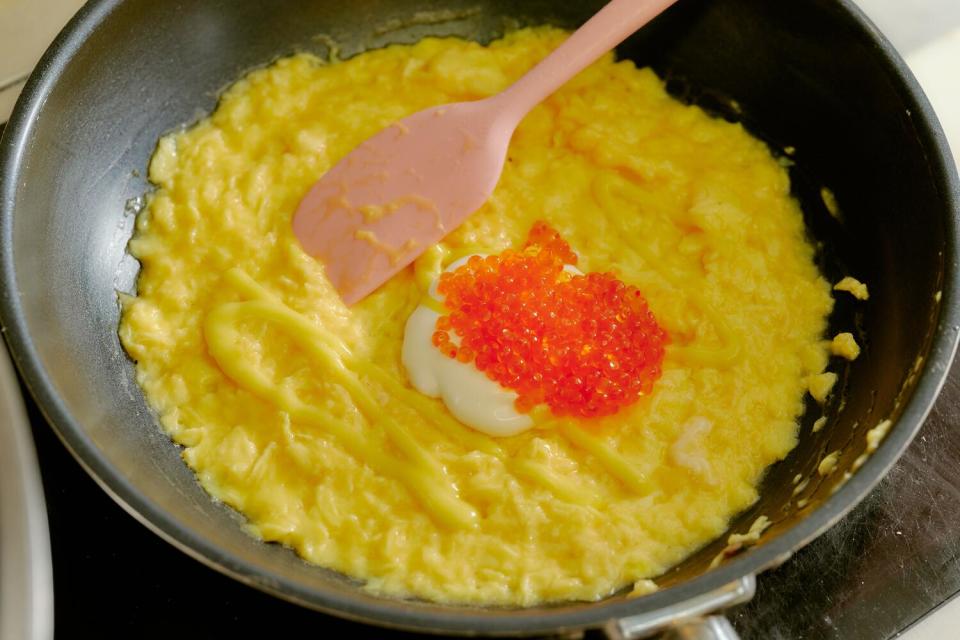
[435,221,668,419]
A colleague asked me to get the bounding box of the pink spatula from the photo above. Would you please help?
[292,0,678,304]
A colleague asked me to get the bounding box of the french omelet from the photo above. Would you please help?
[119,27,834,605]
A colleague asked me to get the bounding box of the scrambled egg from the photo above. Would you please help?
[834,276,869,300]
[830,332,861,361]
[807,372,838,404]
[119,28,833,605]
[820,187,841,220]
[818,450,842,476]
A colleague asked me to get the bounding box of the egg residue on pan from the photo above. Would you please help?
[119,27,834,605]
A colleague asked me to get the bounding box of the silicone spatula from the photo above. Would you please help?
[292,0,679,304]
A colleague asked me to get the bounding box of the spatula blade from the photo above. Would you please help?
[292,100,513,305]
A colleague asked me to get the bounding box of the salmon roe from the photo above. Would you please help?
[433,221,668,419]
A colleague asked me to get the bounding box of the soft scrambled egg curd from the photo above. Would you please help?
[119,27,834,605]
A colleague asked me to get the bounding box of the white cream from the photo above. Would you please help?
[402,256,533,437]
[403,304,533,436]
[669,416,716,484]
[402,255,586,437]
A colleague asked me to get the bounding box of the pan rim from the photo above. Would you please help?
[1,0,959,634]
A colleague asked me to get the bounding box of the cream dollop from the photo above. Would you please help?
[402,256,533,437]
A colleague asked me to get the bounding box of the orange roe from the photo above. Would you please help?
[434,221,668,419]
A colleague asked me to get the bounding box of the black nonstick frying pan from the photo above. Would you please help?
[1,0,958,637]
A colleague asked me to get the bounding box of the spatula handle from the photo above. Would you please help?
[494,0,679,121]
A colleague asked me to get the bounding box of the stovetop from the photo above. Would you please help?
[4,1,960,634]
[19,345,960,639]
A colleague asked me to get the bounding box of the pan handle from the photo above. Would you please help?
[604,575,755,640]
[660,616,740,639]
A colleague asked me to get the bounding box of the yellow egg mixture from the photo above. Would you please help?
[119,27,834,605]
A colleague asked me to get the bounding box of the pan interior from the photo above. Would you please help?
[0,0,953,633]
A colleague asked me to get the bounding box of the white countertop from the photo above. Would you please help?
[0,0,84,122]
[0,1,958,638]
[901,28,960,167]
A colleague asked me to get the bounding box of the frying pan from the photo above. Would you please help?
[1,0,958,637]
